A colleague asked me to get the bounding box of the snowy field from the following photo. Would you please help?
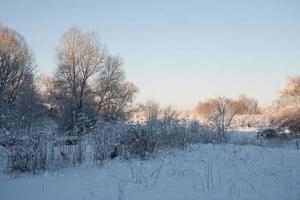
[1,142,300,200]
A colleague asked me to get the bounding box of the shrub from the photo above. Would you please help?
[257,128,279,139]
[120,125,158,159]
[6,132,47,174]
[264,97,300,134]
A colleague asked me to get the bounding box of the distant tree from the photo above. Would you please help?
[51,26,106,133]
[233,95,261,114]
[94,56,138,121]
[37,74,54,108]
[196,97,241,134]
[281,75,300,97]
[142,101,160,124]
[196,101,214,118]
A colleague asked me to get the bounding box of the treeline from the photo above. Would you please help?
[195,95,261,134]
[0,25,299,175]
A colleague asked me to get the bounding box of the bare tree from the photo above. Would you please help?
[52,26,106,132]
[233,95,260,114]
[94,56,138,121]
[196,97,241,134]
[0,25,37,130]
[142,101,160,124]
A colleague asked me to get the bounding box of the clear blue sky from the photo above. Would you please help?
[1,0,300,109]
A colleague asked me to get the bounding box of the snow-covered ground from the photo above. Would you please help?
[1,143,300,200]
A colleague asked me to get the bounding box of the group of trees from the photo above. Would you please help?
[0,25,138,135]
[46,27,138,134]
[0,25,142,174]
[195,95,260,134]
[195,76,300,134]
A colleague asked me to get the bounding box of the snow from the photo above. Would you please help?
[1,143,300,200]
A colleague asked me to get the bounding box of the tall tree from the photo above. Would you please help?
[143,100,160,124]
[52,27,106,132]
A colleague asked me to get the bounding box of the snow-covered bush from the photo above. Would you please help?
[91,122,123,166]
[232,114,263,129]
[5,130,47,174]
[0,129,17,148]
[186,120,201,133]
[1,119,232,175]
[50,135,86,168]
[257,128,280,139]
[120,125,158,159]
[157,125,186,149]
[263,76,300,134]
[197,128,229,144]
[264,98,300,134]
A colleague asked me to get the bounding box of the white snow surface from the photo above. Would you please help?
[1,143,300,200]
